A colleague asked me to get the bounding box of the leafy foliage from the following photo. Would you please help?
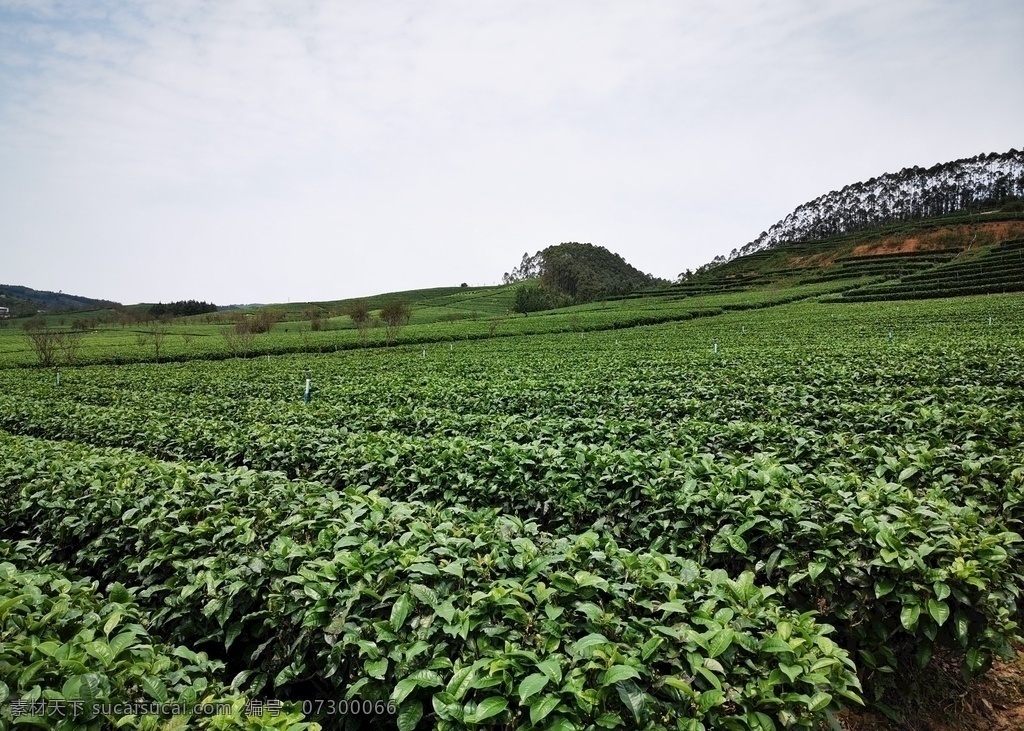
[0,541,317,730]
[380,301,413,344]
[0,435,861,729]
[149,300,218,318]
[2,294,1024,726]
[511,285,558,315]
[503,243,662,306]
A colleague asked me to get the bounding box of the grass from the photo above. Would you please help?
[0,279,869,368]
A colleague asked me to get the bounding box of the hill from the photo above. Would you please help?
[671,148,1024,303]
[503,242,663,304]
[737,148,1024,258]
[0,284,119,318]
[672,209,1024,300]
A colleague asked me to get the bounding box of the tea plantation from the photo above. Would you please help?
[2,294,1023,730]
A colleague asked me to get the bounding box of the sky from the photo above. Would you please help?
[1,1,1022,305]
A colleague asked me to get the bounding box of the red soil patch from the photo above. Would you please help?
[788,252,840,267]
[850,222,1024,258]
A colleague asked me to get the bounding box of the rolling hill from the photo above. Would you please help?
[0,284,120,318]
[673,148,1024,303]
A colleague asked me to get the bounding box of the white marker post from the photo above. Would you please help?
[56,370,60,386]
[304,377,311,404]
[713,342,718,355]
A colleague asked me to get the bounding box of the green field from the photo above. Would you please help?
[0,280,864,368]
[3,293,1024,729]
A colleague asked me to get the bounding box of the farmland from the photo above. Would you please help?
[0,280,877,369]
[2,293,1024,729]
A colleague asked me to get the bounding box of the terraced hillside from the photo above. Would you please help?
[675,212,1024,298]
[839,237,1024,301]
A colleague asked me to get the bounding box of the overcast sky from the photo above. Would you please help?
[1,1,1022,305]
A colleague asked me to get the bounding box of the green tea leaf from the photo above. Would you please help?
[571,633,609,657]
[602,665,640,686]
[697,689,724,712]
[366,658,388,679]
[392,678,419,706]
[141,676,169,703]
[391,593,414,632]
[807,691,832,711]
[396,701,423,731]
[874,578,896,598]
[537,657,563,685]
[447,666,476,700]
[615,680,647,723]
[900,604,921,631]
[708,629,734,658]
[472,697,508,723]
[927,599,950,626]
[518,673,549,702]
[530,695,561,725]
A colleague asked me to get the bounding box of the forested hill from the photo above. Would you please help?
[0,284,119,317]
[503,242,662,302]
[737,148,1024,257]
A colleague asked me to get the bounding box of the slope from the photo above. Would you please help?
[0,284,120,317]
[673,210,1024,300]
[738,148,1024,256]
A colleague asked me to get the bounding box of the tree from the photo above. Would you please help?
[57,330,84,365]
[346,300,372,345]
[304,306,326,332]
[23,319,85,367]
[512,285,552,315]
[23,321,59,367]
[248,309,281,334]
[223,326,255,358]
[149,300,217,318]
[379,301,411,344]
[139,322,170,362]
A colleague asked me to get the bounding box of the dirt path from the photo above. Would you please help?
[838,650,1024,731]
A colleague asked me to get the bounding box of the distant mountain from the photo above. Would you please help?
[504,242,663,303]
[0,284,119,317]
[737,148,1024,258]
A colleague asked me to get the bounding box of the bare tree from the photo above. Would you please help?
[487,317,505,336]
[379,301,411,344]
[139,322,170,362]
[57,330,84,365]
[24,325,60,367]
[22,318,85,367]
[223,326,255,358]
[346,300,372,346]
